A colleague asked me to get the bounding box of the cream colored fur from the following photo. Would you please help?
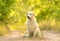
[24,11,41,38]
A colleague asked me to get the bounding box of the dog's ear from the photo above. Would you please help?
[32,11,35,16]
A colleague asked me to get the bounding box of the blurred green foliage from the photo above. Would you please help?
[0,0,60,36]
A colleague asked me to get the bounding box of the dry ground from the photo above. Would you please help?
[0,31,60,41]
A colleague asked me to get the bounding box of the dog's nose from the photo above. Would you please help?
[27,16,29,18]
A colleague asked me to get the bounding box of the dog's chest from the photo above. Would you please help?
[26,20,36,32]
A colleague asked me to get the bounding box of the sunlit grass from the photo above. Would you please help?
[39,20,60,32]
[0,24,9,36]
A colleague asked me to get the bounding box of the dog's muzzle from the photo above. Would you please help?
[27,16,31,19]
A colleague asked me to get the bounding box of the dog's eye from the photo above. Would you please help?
[30,14,31,15]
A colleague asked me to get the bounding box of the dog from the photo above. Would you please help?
[24,11,42,38]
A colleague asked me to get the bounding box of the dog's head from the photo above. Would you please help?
[27,11,35,19]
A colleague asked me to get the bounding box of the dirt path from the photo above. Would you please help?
[43,31,60,41]
[0,31,60,41]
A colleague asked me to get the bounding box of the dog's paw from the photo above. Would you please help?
[23,34,29,38]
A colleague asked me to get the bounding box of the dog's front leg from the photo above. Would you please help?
[23,29,30,38]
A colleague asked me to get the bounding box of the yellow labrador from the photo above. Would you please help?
[24,11,42,38]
